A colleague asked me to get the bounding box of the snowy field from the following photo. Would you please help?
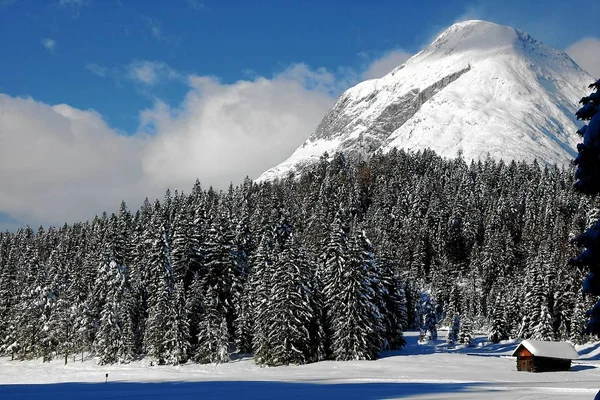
[2,331,600,399]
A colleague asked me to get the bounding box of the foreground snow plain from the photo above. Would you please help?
[1,331,600,399]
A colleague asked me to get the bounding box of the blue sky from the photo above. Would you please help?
[2,0,598,134]
[0,0,599,229]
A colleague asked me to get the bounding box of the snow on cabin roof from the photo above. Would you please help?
[512,340,579,360]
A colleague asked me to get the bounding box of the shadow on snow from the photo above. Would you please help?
[380,331,519,359]
[576,342,600,360]
[571,364,597,371]
[0,381,496,400]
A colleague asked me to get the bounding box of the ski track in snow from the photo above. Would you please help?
[1,331,600,399]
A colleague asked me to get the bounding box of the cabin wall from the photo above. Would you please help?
[516,356,571,372]
[532,357,571,372]
[517,356,534,372]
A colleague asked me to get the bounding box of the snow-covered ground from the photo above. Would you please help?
[1,331,600,399]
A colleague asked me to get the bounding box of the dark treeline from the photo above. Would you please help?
[0,149,595,366]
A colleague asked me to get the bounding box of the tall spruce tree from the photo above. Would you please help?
[144,205,177,365]
[263,233,317,365]
[447,313,460,347]
[328,229,382,361]
[321,207,350,356]
[418,290,438,342]
[194,213,237,364]
[250,231,275,364]
[488,295,509,343]
[94,261,136,364]
[571,77,600,334]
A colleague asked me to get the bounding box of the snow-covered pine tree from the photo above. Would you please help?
[480,227,505,315]
[571,77,600,334]
[321,207,350,357]
[232,194,253,353]
[464,243,482,318]
[488,295,509,343]
[418,290,438,342]
[116,201,134,268]
[518,253,546,339]
[0,233,18,358]
[50,296,77,365]
[72,299,95,362]
[403,280,420,330]
[194,213,237,364]
[446,313,460,347]
[250,231,275,364]
[503,285,521,339]
[458,317,474,346]
[444,284,461,326]
[171,201,196,286]
[532,304,554,341]
[570,298,589,344]
[94,261,136,364]
[263,233,316,366]
[15,283,56,361]
[409,228,430,285]
[328,229,381,361]
[445,209,468,267]
[234,280,253,355]
[95,296,121,363]
[358,227,387,351]
[144,204,177,365]
[0,130,597,364]
[163,281,190,365]
[374,240,403,350]
[127,199,154,352]
[195,284,230,364]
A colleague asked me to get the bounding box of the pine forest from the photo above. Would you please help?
[0,149,595,366]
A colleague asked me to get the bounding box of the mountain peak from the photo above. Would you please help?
[258,21,592,182]
[435,19,513,40]
[441,19,507,33]
[416,20,524,63]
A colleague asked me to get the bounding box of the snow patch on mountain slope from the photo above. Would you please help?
[258,20,592,182]
[256,137,342,181]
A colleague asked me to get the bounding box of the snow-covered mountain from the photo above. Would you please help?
[259,20,592,181]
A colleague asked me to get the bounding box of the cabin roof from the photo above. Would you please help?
[511,340,578,360]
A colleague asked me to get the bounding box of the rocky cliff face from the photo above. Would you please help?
[259,20,592,182]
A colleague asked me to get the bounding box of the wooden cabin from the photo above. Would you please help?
[512,340,578,372]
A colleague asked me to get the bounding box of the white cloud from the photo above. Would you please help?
[84,60,181,86]
[42,38,56,52]
[127,60,179,85]
[362,49,412,80]
[141,15,179,45]
[186,0,203,10]
[0,94,148,228]
[139,64,335,189]
[2,52,420,229]
[142,15,162,39]
[59,0,89,18]
[0,65,336,229]
[566,37,600,78]
[86,63,107,77]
